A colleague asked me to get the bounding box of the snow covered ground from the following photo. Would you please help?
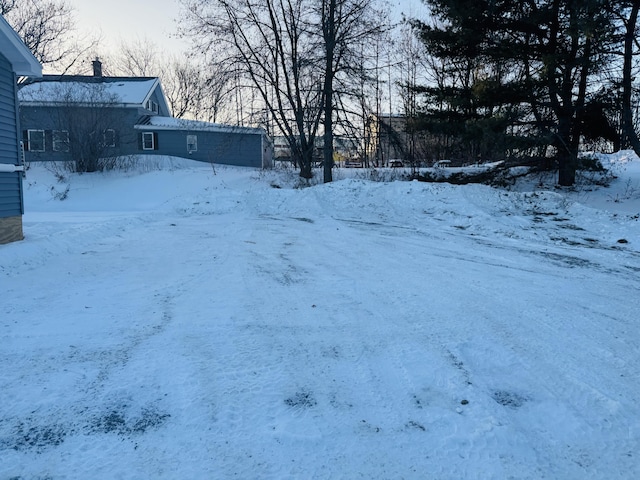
[1,153,639,479]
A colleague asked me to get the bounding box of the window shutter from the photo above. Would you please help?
[153,132,159,150]
[23,130,29,151]
[138,132,143,150]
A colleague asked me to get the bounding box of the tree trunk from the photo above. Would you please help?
[622,1,640,155]
[557,113,577,186]
[323,112,334,183]
[322,0,336,184]
[557,152,577,186]
[299,146,314,179]
[300,162,313,179]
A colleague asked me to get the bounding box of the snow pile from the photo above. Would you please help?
[1,154,639,479]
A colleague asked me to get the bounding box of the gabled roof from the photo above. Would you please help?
[136,116,265,135]
[0,15,42,77]
[18,75,170,114]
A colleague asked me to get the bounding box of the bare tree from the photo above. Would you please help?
[112,36,160,77]
[181,0,324,179]
[162,58,203,119]
[180,0,386,180]
[198,61,237,123]
[394,22,426,167]
[0,0,16,14]
[2,0,98,73]
[164,56,235,122]
[46,83,128,172]
[319,0,387,181]
[109,37,235,122]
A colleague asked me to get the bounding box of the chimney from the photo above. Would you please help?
[92,58,102,78]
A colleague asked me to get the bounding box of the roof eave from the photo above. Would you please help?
[141,78,172,116]
[19,101,141,109]
[0,15,42,77]
[133,123,265,135]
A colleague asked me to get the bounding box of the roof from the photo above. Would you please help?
[135,116,265,135]
[0,15,42,77]
[18,76,164,107]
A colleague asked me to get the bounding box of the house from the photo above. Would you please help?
[366,114,434,167]
[366,114,410,166]
[272,135,323,166]
[333,135,360,165]
[135,116,271,169]
[273,135,355,167]
[0,15,42,244]
[273,136,292,162]
[18,59,271,169]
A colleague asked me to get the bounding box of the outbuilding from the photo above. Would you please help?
[135,116,272,169]
[0,15,42,244]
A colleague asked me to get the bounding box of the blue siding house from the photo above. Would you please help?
[0,15,42,244]
[136,116,270,168]
[18,60,272,169]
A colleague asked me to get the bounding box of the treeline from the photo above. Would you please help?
[181,0,640,185]
[5,0,640,185]
[410,0,640,185]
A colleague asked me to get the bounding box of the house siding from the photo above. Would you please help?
[21,103,267,168]
[0,51,24,240]
[20,105,140,162]
[143,88,171,117]
[136,129,265,168]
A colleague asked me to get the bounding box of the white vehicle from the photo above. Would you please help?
[433,160,452,168]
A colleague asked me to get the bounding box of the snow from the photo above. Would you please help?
[1,153,639,479]
[18,78,158,105]
[142,116,264,134]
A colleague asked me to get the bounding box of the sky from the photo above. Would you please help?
[71,0,188,59]
[70,0,428,65]
[1,152,639,478]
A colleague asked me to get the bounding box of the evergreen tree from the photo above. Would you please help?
[616,1,640,155]
[414,0,617,185]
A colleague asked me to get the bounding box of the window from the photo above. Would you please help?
[104,129,116,147]
[53,130,69,152]
[27,130,45,152]
[142,132,155,150]
[146,100,159,114]
[187,135,198,153]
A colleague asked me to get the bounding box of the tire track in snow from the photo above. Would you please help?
[310,185,640,477]
[447,287,640,478]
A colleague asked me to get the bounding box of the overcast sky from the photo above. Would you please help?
[71,0,427,65]
[71,0,186,58]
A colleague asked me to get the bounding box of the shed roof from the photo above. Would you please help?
[0,15,42,77]
[136,116,265,135]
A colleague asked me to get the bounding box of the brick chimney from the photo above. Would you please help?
[92,58,102,78]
